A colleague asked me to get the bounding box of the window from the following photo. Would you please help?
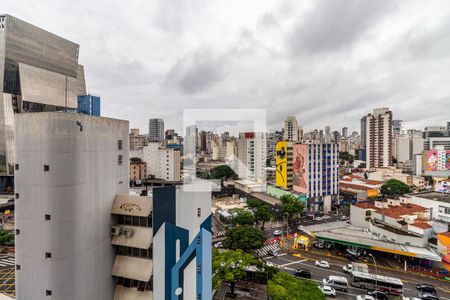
[197,208,201,217]
[44,165,50,172]
[15,193,19,199]
[118,155,123,165]
[16,265,20,270]
[15,164,19,171]
[15,229,20,235]
[46,290,52,296]
[45,214,51,221]
[118,139,123,150]
[45,252,52,259]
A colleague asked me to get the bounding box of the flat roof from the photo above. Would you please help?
[250,192,281,206]
[413,192,450,204]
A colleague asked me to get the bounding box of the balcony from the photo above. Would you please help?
[112,194,152,217]
[114,285,153,300]
[112,225,153,249]
[112,255,153,282]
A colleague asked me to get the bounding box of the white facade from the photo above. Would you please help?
[237,133,267,184]
[410,193,450,223]
[395,135,423,163]
[363,108,393,169]
[143,143,181,181]
[15,112,129,300]
[283,116,302,142]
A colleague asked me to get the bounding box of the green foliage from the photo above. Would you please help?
[423,175,434,185]
[268,272,325,300]
[212,248,257,295]
[223,225,266,251]
[230,209,256,226]
[209,165,238,179]
[339,152,354,163]
[254,204,272,228]
[0,231,14,245]
[380,179,411,196]
[246,197,263,209]
[280,194,304,223]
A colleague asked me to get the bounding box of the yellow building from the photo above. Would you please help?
[276,141,288,188]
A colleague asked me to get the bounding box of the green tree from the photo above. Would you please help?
[223,225,266,251]
[246,197,263,210]
[213,248,257,296]
[0,231,14,245]
[268,272,325,300]
[209,165,238,179]
[230,209,256,226]
[381,179,411,196]
[280,194,304,224]
[254,204,272,229]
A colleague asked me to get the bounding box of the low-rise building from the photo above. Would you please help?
[130,157,147,181]
[339,174,383,200]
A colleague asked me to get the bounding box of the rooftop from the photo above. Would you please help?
[412,192,450,204]
[355,201,428,219]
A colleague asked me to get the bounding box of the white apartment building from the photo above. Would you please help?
[283,116,302,142]
[237,132,267,184]
[15,112,129,300]
[143,143,181,182]
[395,135,423,163]
[362,108,393,169]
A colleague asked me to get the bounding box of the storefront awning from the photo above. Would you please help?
[112,225,153,249]
[112,255,153,282]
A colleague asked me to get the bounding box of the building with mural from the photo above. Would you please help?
[422,147,450,177]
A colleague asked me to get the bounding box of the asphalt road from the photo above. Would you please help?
[263,252,450,300]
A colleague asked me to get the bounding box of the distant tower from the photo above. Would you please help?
[283,116,302,141]
[148,118,164,142]
[342,127,348,138]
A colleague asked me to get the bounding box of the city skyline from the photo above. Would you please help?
[3,0,450,133]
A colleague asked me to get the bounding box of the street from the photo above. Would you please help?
[263,251,450,300]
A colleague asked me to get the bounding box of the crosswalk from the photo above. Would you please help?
[255,243,281,257]
[0,256,15,268]
[214,230,226,237]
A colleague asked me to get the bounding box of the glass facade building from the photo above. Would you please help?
[0,14,86,188]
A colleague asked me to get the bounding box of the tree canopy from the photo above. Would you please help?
[380,179,411,196]
[230,209,256,226]
[268,272,325,300]
[223,225,266,251]
[210,165,238,179]
[0,231,14,245]
[213,248,257,296]
[280,194,304,223]
[254,204,272,229]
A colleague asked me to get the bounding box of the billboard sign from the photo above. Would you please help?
[293,144,308,194]
[275,141,288,188]
[447,150,450,170]
[426,150,439,171]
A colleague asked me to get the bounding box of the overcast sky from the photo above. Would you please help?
[6,0,450,134]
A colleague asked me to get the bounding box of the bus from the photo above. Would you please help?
[350,271,403,295]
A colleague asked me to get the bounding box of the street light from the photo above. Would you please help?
[368,253,378,291]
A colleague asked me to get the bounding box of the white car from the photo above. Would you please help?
[341,215,349,220]
[319,285,336,297]
[273,229,282,236]
[213,241,223,248]
[315,260,330,268]
[356,296,375,300]
[315,216,324,221]
[342,264,352,274]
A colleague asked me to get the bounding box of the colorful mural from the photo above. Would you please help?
[426,150,439,171]
[275,141,288,188]
[446,150,450,170]
[293,144,308,194]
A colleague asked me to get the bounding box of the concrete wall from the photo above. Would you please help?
[15,112,129,300]
[350,205,370,228]
[370,224,427,247]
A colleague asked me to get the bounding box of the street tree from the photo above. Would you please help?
[246,197,263,210]
[268,272,325,300]
[254,204,272,229]
[223,225,266,251]
[280,194,304,224]
[230,209,256,226]
[209,165,238,179]
[213,248,257,296]
[380,179,411,196]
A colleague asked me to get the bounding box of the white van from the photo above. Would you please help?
[322,276,349,292]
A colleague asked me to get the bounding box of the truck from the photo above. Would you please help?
[343,262,369,274]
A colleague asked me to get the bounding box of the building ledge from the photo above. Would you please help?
[112,225,153,249]
[112,255,153,282]
[113,285,153,300]
[112,194,152,217]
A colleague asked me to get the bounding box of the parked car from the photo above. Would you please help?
[315,216,324,221]
[416,284,436,295]
[319,286,336,297]
[315,260,330,268]
[417,292,439,300]
[346,248,361,257]
[213,241,223,248]
[356,296,375,300]
[273,229,282,236]
[367,290,388,300]
[313,241,325,249]
[341,215,349,221]
[295,269,311,279]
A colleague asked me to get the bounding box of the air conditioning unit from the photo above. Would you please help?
[122,228,134,238]
[111,225,121,237]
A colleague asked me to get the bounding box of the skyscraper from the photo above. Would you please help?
[237,132,267,184]
[0,14,86,193]
[283,116,302,142]
[148,118,164,142]
[342,127,348,138]
[393,119,403,136]
[362,108,393,169]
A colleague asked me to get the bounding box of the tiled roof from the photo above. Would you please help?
[354,201,428,219]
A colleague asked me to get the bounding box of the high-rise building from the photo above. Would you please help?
[342,127,348,138]
[283,116,302,142]
[393,119,403,136]
[0,14,86,193]
[15,112,212,300]
[143,143,181,182]
[237,132,267,184]
[148,118,164,143]
[129,128,149,151]
[15,112,129,300]
[395,133,423,163]
[324,126,331,143]
[267,130,283,167]
[362,108,393,169]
